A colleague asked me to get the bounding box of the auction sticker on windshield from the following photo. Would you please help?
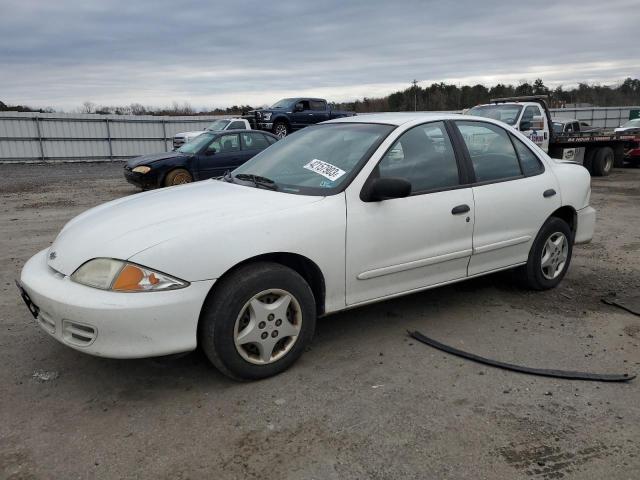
[303,159,346,181]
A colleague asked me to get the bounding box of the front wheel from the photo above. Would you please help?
[272,121,289,139]
[164,168,193,187]
[199,262,316,380]
[517,217,573,290]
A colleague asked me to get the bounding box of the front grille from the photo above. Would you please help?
[38,311,56,334]
[62,320,96,347]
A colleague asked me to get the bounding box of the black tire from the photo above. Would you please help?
[199,262,316,380]
[591,147,614,177]
[164,168,193,187]
[583,148,596,173]
[272,121,289,139]
[517,217,573,290]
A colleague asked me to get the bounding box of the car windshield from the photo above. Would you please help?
[553,122,564,134]
[177,133,214,154]
[270,98,294,109]
[232,123,394,195]
[206,120,230,131]
[622,119,640,128]
[467,104,523,126]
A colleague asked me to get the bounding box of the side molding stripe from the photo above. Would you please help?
[357,249,473,280]
[473,235,531,254]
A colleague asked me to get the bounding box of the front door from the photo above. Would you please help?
[453,120,560,275]
[290,100,313,129]
[196,133,242,179]
[346,121,474,305]
[519,105,549,152]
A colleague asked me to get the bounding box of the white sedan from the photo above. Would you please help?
[19,113,596,380]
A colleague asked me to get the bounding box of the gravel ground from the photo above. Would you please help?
[1,162,639,479]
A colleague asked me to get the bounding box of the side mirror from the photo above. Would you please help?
[205,148,216,156]
[362,177,411,202]
[294,104,304,112]
[519,120,532,131]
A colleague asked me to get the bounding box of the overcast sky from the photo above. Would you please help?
[1,0,638,111]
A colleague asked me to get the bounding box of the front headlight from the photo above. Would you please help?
[71,258,189,292]
[262,112,272,121]
[132,166,151,174]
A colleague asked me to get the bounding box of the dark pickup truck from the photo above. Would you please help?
[244,97,355,138]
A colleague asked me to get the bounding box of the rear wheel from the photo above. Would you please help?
[517,217,573,290]
[164,168,193,187]
[591,147,614,176]
[199,262,316,380]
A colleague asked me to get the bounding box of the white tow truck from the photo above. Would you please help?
[172,118,251,149]
[467,96,640,176]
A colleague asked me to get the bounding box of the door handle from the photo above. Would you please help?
[543,189,556,198]
[451,204,470,215]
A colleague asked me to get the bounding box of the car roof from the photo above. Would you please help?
[220,129,278,137]
[325,112,467,126]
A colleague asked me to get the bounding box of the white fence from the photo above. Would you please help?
[1,107,638,163]
[0,112,232,163]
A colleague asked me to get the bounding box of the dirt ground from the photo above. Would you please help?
[1,162,639,480]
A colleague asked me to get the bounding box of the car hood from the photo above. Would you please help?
[126,152,187,168]
[47,181,324,276]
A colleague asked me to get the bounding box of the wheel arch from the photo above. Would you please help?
[201,252,326,318]
[272,116,291,128]
[549,205,577,235]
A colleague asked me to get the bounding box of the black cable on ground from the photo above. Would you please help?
[408,330,635,383]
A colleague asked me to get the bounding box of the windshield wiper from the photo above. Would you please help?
[234,173,278,190]
[221,170,235,183]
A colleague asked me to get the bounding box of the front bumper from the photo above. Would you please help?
[256,122,273,131]
[124,168,159,189]
[19,249,215,359]
[575,206,596,244]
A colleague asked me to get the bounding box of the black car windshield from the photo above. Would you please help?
[206,120,230,131]
[177,133,214,154]
[232,123,394,195]
[270,98,294,109]
[467,104,523,125]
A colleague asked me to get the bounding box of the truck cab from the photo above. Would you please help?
[467,100,550,152]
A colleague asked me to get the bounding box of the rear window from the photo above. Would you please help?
[511,135,544,176]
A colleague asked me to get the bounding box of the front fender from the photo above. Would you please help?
[128,193,348,313]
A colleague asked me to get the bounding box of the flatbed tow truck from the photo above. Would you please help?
[467,95,640,176]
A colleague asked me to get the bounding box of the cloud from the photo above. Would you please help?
[0,0,636,110]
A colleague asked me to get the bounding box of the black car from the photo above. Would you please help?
[124,130,278,189]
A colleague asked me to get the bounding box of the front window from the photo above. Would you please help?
[232,123,394,195]
[206,120,230,131]
[377,121,460,193]
[467,104,523,126]
[177,133,215,154]
[270,98,295,109]
[553,122,564,134]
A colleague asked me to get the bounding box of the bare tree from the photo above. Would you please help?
[81,101,96,114]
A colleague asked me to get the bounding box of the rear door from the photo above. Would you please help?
[240,132,271,162]
[453,120,560,275]
[310,100,330,123]
[195,133,241,179]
